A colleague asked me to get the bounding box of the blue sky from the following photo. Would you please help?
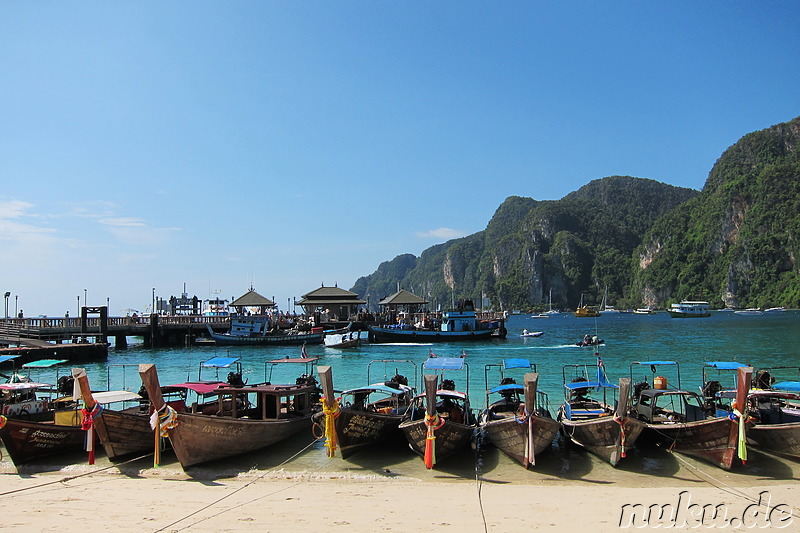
[1,2,798,316]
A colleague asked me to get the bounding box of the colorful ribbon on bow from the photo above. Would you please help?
[613,414,627,459]
[423,413,445,469]
[81,403,103,464]
[150,404,179,437]
[321,396,341,458]
[730,401,748,464]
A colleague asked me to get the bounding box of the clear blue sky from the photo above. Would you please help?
[1,2,798,316]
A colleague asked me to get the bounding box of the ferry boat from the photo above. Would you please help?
[667,300,711,318]
[367,299,506,343]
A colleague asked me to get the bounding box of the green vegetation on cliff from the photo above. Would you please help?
[352,117,800,311]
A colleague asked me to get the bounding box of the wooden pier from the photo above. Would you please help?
[0,307,230,350]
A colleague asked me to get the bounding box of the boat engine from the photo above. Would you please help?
[441,379,456,391]
[755,370,774,389]
[701,380,722,410]
[57,375,75,395]
[227,372,246,388]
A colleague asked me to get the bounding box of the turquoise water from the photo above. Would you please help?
[5,310,799,482]
[84,310,800,412]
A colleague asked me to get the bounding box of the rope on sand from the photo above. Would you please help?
[670,450,800,516]
[152,438,319,533]
[0,453,154,497]
[473,427,489,533]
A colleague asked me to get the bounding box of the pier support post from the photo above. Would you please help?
[149,313,160,348]
[114,335,128,349]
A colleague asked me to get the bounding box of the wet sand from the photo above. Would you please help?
[2,435,799,532]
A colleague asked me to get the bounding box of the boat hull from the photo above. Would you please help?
[640,417,749,470]
[0,417,86,465]
[560,416,644,466]
[332,409,406,459]
[210,331,324,346]
[482,414,561,468]
[368,327,498,343]
[166,411,313,468]
[93,408,157,460]
[399,418,474,463]
[748,422,800,460]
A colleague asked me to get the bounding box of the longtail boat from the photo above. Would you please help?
[0,359,86,465]
[557,359,643,466]
[630,361,753,470]
[73,367,156,461]
[480,358,560,468]
[398,357,476,468]
[747,367,800,460]
[317,360,416,459]
[138,356,320,469]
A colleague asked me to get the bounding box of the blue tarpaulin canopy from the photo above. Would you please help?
[503,358,532,370]
[201,357,240,368]
[772,381,800,392]
[424,357,464,371]
[705,362,747,370]
[0,355,19,364]
[22,359,67,368]
[489,383,525,394]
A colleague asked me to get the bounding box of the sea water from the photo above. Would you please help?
[4,310,800,485]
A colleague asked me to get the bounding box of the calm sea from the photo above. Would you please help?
[5,310,799,485]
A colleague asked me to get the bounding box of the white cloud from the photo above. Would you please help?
[416,227,467,240]
[99,217,148,227]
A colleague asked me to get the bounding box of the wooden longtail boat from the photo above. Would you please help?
[138,358,320,469]
[399,357,476,468]
[747,367,800,460]
[557,361,643,466]
[630,362,753,470]
[317,360,415,459]
[480,362,560,468]
[73,368,154,461]
[0,359,86,465]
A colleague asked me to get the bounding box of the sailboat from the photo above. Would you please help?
[545,289,560,315]
[599,286,620,314]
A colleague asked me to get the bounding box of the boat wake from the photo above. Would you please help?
[377,342,434,346]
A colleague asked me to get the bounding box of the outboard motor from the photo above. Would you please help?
[227,371,245,388]
[441,379,456,391]
[499,377,516,400]
[57,375,75,396]
[633,381,650,402]
[755,370,774,390]
[390,373,408,386]
[701,380,722,411]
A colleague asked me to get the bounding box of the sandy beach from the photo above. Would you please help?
[2,450,798,532]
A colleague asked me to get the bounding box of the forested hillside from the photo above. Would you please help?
[633,116,800,308]
[352,116,800,311]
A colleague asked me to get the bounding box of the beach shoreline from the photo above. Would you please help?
[2,458,798,532]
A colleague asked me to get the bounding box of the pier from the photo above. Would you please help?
[0,306,231,352]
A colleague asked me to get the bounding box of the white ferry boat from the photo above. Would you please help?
[667,300,711,318]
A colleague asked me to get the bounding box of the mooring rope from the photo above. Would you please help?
[669,449,800,516]
[152,437,320,533]
[473,427,489,533]
[0,452,154,497]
